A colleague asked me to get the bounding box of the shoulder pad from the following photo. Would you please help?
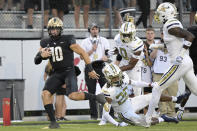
[165,19,182,29]
[102,84,110,97]
[114,34,121,43]
[131,39,144,52]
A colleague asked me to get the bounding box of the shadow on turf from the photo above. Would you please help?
[0,120,99,126]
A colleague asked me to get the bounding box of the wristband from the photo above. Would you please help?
[105,49,109,56]
[34,51,42,65]
[184,40,192,47]
[86,64,94,72]
[132,54,140,59]
[116,54,122,61]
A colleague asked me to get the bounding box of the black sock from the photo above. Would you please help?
[84,92,96,100]
[44,104,56,122]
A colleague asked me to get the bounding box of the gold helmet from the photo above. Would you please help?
[154,2,177,23]
[102,63,123,86]
[47,17,63,39]
[47,17,63,29]
[195,13,197,24]
[119,22,136,43]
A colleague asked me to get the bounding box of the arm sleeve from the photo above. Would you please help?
[130,80,150,88]
[34,51,42,65]
[131,40,144,53]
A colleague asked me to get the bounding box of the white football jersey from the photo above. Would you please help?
[152,49,172,74]
[163,18,184,62]
[141,62,152,83]
[102,72,133,114]
[114,34,144,67]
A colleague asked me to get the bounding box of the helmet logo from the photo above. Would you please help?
[158,6,166,12]
[54,18,56,23]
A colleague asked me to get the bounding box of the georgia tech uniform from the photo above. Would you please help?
[145,18,197,120]
[155,18,197,94]
[114,34,144,96]
[102,72,152,126]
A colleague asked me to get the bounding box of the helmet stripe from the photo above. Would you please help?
[109,64,117,75]
[124,23,129,32]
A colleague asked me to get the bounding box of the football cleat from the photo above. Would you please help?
[161,114,179,123]
[98,120,107,126]
[49,121,60,129]
[176,109,184,121]
[118,122,128,127]
[56,117,69,121]
[176,92,190,104]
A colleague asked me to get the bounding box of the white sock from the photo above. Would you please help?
[104,112,119,126]
[101,103,119,126]
[158,117,164,123]
[179,106,185,111]
[146,84,162,118]
[172,96,177,102]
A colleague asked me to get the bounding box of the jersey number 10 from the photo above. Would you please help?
[50,46,63,62]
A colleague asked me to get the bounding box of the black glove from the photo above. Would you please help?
[91,60,106,69]
[74,66,81,76]
[116,54,122,61]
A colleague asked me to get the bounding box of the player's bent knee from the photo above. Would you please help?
[68,92,84,100]
[42,90,52,99]
[68,93,74,100]
[191,89,197,96]
[68,92,77,100]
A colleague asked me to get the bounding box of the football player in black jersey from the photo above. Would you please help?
[34,17,101,129]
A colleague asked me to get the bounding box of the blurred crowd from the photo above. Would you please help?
[0,0,196,28]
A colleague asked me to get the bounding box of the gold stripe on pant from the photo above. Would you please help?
[152,73,178,117]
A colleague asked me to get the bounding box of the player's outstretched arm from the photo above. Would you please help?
[129,79,151,88]
[168,27,195,43]
[120,51,141,71]
[70,44,99,79]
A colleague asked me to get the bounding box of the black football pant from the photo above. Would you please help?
[85,67,106,119]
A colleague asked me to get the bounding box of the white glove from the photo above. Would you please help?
[107,48,118,56]
[118,122,128,127]
[107,50,115,56]
[149,44,164,50]
[150,82,158,88]
[174,56,183,65]
[149,44,159,49]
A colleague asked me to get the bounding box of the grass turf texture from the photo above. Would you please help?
[0,120,197,131]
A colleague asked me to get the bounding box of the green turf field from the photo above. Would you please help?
[0,120,197,131]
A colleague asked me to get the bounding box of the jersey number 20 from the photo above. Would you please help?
[50,46,63,62]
